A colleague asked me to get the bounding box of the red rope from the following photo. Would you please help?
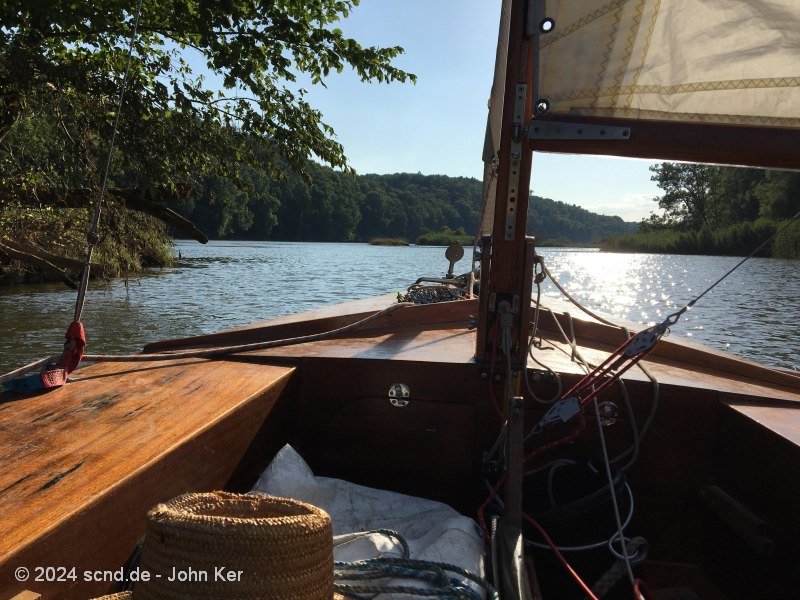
[633,578,654,600]
[477,416,586,541]
[523,512,600,600]
[560,328,660,410]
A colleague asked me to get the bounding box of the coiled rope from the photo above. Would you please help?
[330,529,496,600]
[334,557,498,600]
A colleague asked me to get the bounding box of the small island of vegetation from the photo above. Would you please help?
[369,238,410,246]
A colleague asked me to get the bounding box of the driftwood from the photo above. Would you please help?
[0,240,78,289]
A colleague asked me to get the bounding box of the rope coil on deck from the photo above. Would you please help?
[334,557,498,600]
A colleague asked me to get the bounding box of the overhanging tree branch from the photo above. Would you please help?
[16,187,209,244]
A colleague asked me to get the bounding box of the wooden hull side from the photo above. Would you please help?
[0,360,296,599]
[282,354,800,599]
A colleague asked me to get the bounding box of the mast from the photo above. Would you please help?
[475,0,539,367]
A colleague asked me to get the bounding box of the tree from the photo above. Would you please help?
[0,0,414,277]
[754,170,800,220]
[709,166,764,225]
[650,163,719,229]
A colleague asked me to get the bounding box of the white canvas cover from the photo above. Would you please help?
[252,445,486,599]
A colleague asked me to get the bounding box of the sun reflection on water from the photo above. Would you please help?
[537,248,799,370]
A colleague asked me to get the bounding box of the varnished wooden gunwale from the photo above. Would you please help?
[142,295,800,451]
[0,358,295,598]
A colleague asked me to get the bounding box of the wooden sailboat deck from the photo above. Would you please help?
[1,296,800,598]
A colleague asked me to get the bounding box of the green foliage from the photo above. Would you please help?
[755,171,800,220]
[647,163,800,229]
[0,203,172,283]
[631,163,800,257]
[416,226,471,246]
[527,195,635,243]
[175,168,637,244]
[649,163,717,229]
[0,0,415,196]
[0,0,414,280]
[773,220,800,259]
[368,237,409,246]
[603,219,780,256]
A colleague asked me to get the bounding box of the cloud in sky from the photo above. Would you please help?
[592,193,660,222]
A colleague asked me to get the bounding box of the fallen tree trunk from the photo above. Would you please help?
[0,240,78,289]
[0,238,109,276]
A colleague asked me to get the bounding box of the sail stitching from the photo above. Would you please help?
[541,0,628,48]
[551,77,800,101]
[611,0,646,108]
[567,106,800,127]
[594,5,624,108]
[626,0,660,110]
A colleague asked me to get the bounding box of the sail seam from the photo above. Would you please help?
[541,0,628,48]
[595,5,623,108]
[612,0,646,108]
[626,0,660,110]
[552,77,800,101]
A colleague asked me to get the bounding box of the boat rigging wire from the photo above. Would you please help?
[592,398,636,585]
[3,0,148,392]
[542,264,624,329]
[671,208,800,323]
[526,265,562,404]
[74,0,145,323]
[0,303,411,387]
[488,478,636,553]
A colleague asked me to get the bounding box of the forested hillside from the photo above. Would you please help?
[175,165,635,244]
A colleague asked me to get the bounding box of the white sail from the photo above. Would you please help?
[479,0,512,237]
[538,0,800,126]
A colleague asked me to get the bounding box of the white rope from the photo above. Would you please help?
[1,303,409,385]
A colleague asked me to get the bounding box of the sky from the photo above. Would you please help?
[257,0,662,222]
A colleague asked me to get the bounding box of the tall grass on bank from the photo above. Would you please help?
[601,219,792,257]
[773,220,800,259]
[368,237,409,246]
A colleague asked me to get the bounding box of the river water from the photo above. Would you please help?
[1,241,798,374]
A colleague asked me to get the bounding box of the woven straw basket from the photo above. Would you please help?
[93,491,345,599]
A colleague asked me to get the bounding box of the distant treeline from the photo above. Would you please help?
[174,164,635,244]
